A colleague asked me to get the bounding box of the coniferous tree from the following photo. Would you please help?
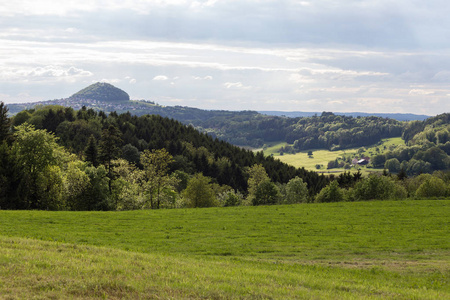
[0,102,11,144]
[99,125,122,192]
[85,135,99,167]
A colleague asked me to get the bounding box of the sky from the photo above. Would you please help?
[1,0,450,115]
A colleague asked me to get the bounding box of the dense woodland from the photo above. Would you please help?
[174,111,405,149]
[371,113,450,175]
[0,102,332,210]
[1,101,450,211]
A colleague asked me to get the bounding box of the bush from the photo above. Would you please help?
[252,180,281,206]
[284,176,308,204]
[352,175,400,201]
[385,158,400,173]
[218,190,243,207]
[315,181,344,203]
[415,177,448,198]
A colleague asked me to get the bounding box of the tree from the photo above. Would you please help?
[246,164,270,203]
[11,124,67,209]
[111,159,145,210]
[315,181,344,203]
[371,154,386,168]
[63,161,90,210]
[80,165,111,210]
[85,134,99,167]
[183,173,216,208]
[352,174,402,201]
[218,190,243,207]
[122,143,140,165]
[99,125,122,192]
[252,179,281,206]
[141,148,175,209]
[0,142,14,208]
[0,102,11,144]
[385,158,400,173]
[284,176,308,204]
[415,177,448,198]
[397,168,407,181]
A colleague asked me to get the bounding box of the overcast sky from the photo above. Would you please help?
[1,0,450,115]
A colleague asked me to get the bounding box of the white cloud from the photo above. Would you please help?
[193,75,213,80]
[224,82,243,89]
[223,82,251,90]
[409,89,434,96]
[153,75,169,81]
[0,65,92,81]
[1,1,450,114]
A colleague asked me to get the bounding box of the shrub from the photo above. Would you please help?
[252,180,281,206]
[352,175,398,201]
[415,177,448,198]
[284,176,308,204]
[385,158,400,173]
[315,181,344,203]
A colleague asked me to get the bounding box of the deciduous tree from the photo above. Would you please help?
[141,148,175,209]
[183,173,216,208]
[284,176,308,204]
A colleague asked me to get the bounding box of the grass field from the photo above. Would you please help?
[0,200,449,299]
[264,137,405,175]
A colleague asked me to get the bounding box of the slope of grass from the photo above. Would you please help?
[265,137,405,174]
[0,200,449,299]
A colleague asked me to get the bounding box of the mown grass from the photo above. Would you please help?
[265,137,405,175]
[1,200,449,299]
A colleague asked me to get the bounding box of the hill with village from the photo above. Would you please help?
[6,83,433,148]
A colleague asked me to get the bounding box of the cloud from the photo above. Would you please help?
[153,75,169,81]
[0,65,92,81]
[193,75,213,80]
[409,89,434,96]
[99,78,121,84]
[27,66,92,78]
[224,82,251,90]
[1,2,450,114]
[2,1,450,49]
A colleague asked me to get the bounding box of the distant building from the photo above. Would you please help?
[357,157,370,165]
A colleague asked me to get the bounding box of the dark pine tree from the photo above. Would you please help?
[85,134,99,167]
[0,102,12,144]
[99,125,123,192]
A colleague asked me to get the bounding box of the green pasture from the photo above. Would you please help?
[0,200,449,299]
[265,137,405,175]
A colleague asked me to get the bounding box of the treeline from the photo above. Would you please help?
[288,112,404,151]
[0,103,330,210]
[194,112,404,150]
[7,98,407,150]
[129,108,405,150]
[371,113,450,175]
[315,171,450,203]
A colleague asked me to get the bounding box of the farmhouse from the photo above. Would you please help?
[357,157,370,165]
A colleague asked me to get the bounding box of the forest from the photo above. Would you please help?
[0,102,330,210]
[1,102,450,211]
[370,113,450,175]
[169,111,405,149]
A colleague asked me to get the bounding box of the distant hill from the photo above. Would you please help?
[2,83,432,149]
[70,82,129,102]
[259,111,430,121]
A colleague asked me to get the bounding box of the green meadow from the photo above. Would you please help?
[264,137,405,175]
[1,200,449,299]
